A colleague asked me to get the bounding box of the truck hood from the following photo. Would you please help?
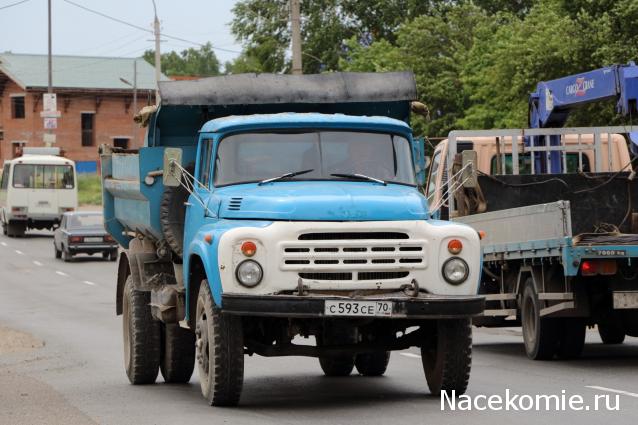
[213,181,428,221]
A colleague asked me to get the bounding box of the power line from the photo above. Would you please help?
[62,0,152,34]
[61,0,242,54]
[0,0,30,10]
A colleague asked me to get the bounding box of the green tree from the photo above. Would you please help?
[143,42,221,77]
[341,4,490,136]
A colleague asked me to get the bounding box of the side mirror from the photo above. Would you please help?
[461,150,478,188]
[163,147,183,187]
[413,137,427,186]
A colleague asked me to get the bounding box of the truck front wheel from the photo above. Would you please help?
[421,318,472,396]
[355,352,390,376]
[195,281,244,406]
[160,323,196,383]
[521,278,559,360]
[122,276,161,384]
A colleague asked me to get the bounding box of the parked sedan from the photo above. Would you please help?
[54,211,118,262]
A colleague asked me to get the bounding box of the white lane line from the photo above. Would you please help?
[55,270,68,277]
[586,386,638,398]
[400,352,422,359]
[14,249,24,255]
[32,260,43,266]
[83,280,97,286]
[0,241,7,246]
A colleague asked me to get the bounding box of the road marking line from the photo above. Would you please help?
[0,241,7,246]
[32,260,43,266]
[55,270,68,277]
[586,386,638,398]
[14,249,24,255]
[400,352,421,359]
[83,280,96,286]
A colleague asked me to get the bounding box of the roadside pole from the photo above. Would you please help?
[43,0,58,148]
[290,0,302,75]
[152,0,161,104]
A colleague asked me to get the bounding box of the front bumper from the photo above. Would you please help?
[221,292,485,319]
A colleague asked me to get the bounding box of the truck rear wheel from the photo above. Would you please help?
[160,323,196,383]
[319,356,355,376]
[556,318,586,359]
[195,281,244,406]
[598,315,625,344]
[122,276,161,384]
[421,318,472,395]
[521,278,559,360]
[7,221,25,238]
[355,352,390,376]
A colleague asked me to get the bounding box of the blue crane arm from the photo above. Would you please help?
[529,62,638,128]
[527,62,638,171]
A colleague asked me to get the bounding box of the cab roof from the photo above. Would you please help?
[199,112,412,136]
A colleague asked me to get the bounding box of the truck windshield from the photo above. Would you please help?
[214,131,416,186]
[12,164,75,189]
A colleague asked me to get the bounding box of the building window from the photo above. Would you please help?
[81,113,95,146]
[113,138,129,149]
[11,96,25,119]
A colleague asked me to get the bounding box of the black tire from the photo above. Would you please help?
[110,250,118,262]
[317,329,355,377]
[421,318,472,396]
[62,246,73,262]
[7,221,25,238]
[521,278,559,360]
[54,243,61,259]
[318,356,355,377]
[160,183,190,259]
[556,318,586,359]
[598,319,625,345]
[355,351,390,376]
[195,281,244,406]
[160,323,196,383]
[122,275,161,384]
[102,251,109,260]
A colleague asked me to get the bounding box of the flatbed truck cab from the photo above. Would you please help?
[427,126,638,361]
[100,72,484,406]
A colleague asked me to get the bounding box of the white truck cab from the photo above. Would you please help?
[0,147,77,237]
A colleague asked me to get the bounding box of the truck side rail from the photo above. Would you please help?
[446,125,638,218]
[455,201,572,262]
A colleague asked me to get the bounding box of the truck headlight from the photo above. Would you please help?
[442,257,469,285]
[235,260,263,287]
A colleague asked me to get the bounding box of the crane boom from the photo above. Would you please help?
[528,62,638,171]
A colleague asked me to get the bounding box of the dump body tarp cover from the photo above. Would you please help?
[158,72,417,106]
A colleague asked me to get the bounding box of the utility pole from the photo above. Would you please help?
[152,0,161,104]
[47,0,52,94]
[132,59,138,144]
[290,0,302,75]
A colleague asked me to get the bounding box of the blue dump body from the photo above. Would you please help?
[99,72,424,248]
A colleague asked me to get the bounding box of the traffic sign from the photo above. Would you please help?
[44,118,57,130]
[43,93,57,112]
[43,133,56,144]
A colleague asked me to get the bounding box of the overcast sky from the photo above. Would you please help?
[0,0,243,65]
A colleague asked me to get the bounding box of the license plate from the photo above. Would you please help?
[613,291,638,309]
[84,237,103,243]
[324,300,393,317]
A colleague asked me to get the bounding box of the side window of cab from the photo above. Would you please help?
[198,139,214,188]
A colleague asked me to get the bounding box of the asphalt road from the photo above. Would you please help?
[1,230,637,425]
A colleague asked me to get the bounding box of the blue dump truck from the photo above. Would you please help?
[99,72,484,406]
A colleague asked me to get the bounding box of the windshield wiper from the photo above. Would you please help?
[330,173,387,185]
[258,169,314,185]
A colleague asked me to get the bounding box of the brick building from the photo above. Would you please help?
[0,53,168,172]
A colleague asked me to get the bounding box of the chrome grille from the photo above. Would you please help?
[281,233,427,282]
